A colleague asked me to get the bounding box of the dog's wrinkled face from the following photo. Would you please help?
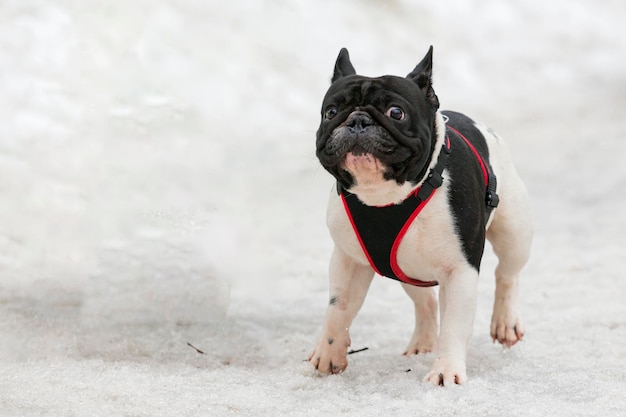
[316,47,440,194]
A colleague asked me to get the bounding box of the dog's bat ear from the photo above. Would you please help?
[332,48,357,83]
[407,45,434,89]
[407,46,439,111]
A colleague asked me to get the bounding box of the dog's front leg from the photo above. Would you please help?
[424,266,479,385]
[308,246,374,374]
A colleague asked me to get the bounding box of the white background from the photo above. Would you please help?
[1,0,625,415]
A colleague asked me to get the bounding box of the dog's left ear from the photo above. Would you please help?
[332,48,357,83]
[407,46,439,111]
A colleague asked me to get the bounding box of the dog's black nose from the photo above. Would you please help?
[345,111,373,133]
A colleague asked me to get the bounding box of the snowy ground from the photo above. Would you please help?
[1,0,625,416]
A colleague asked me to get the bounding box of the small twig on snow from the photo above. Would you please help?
[347,347,369,355]
[187,342,206,355]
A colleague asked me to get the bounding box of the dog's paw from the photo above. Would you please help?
[402,331,436,356]
[308,336,350,375]
[490,308,525,347]
[423,358,468,386]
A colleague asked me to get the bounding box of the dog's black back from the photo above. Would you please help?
[442,110,494,270]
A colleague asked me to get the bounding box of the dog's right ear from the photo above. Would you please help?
[332,48,356,83]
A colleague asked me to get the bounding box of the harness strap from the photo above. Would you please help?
[446,125,500,210]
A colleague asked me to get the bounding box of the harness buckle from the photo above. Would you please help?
[486,172,500,208]
[486,190,500,208]
[416,170,443,201]
[427,170,443,189]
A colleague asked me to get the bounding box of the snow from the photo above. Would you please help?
[1,0,625,415]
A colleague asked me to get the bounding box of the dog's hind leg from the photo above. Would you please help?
[401,284,438,355]
[486,165,533,347]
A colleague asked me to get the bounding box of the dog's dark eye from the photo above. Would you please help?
[324,106,338,120]
[385,106,405,121]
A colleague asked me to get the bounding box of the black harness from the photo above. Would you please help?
[339,124,499,287]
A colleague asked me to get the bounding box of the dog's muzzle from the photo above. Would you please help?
[325,111,395,158]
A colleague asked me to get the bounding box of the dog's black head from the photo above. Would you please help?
[316,47,440,192]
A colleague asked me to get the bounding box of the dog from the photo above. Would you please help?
[308,46,533,385]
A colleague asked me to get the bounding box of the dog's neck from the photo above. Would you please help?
[343,111,447,207]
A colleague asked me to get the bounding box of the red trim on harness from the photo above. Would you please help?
[447,125,490,185]
[390,190,439,287]
[340,192,384,276]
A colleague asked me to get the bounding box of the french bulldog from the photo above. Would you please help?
[309,46,533,385]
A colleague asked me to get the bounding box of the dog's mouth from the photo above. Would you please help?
[340,143,390,171]
[346,144,374,157]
